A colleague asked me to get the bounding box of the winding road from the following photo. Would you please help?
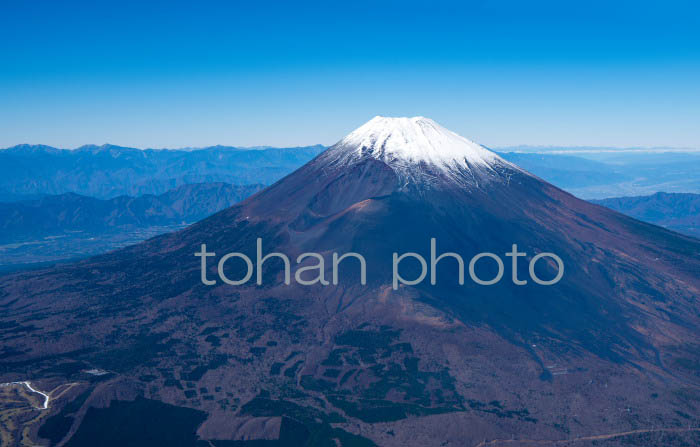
[0,381,50,410]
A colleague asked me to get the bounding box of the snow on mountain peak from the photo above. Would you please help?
[338,116,500,170]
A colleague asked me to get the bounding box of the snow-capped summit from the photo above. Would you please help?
[319,116,520,188]
[338,116,500,169]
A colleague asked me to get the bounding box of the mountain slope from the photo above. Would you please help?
[0,117,698,447]
[592,192,700,237]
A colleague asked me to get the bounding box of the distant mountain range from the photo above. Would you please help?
[497,151,700,199]
[592,192,700,237]
[2,143,699,202]
[0,182,263,244]
[0,183,265,272]
[0,144,324,201]
[497,152,631,188]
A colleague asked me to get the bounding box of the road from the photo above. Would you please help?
[0,381,50,410]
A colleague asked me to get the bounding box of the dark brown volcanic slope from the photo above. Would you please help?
[1,117,699,447]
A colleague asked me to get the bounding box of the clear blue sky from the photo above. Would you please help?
[1,0,698,149]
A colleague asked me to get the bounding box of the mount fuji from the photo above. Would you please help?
[0,117,698,446]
